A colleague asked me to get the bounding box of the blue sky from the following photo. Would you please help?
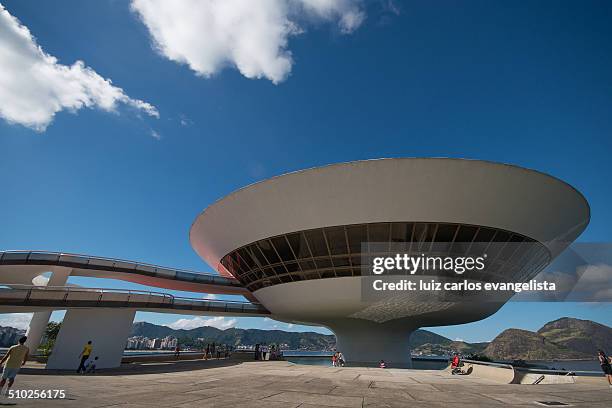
[0,0,611,342]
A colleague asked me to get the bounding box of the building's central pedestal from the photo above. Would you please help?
[327,319,415,368]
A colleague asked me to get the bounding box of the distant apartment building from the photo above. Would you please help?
[126,335,178,350]
[161,336,178,349]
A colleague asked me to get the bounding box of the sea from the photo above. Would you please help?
[281,351,603,372]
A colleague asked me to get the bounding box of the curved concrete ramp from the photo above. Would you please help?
[0,285,270,317]
[448,360,515,384]
[449,360,596,385]
[0,250,253,298]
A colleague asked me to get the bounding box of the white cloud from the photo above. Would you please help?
[0,4,158,131]
[568,264,612,302]
[0,313,32,330]
[131,0,364,84]
[203,293,217,300]
[165,316,237,330]
[383,0,400,16]
[150,129,161,140]
[179,114,193,127]
[528,263,612,302]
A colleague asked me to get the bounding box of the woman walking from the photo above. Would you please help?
[597,350,612,387]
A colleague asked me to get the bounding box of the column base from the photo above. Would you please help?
[328,319,415,368]
[25,268,72,353]
[46,309,135,370]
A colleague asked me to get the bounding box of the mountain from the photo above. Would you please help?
[408,330,451,348]
[537,317,612,356]
[131,322,336,350]
[410,330,487,356]
[131,322,455,351]
[412,341,488,357]
[483,328,590,360]
[116,317,612,359]
[483,318,612,360]
[0,325,26,347]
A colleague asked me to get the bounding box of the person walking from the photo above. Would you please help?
[597,350,612,387]
[0,336,29,396]
[77,340,93,374]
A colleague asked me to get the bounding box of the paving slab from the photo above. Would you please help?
[2,360,611,407]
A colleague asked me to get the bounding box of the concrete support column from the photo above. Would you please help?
[46,308,136,370]
[25,267,71,353]
[328,319,416,368]
[25,311,53,354]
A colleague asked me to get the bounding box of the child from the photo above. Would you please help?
[331,353,337,367]
[85,356,99,374]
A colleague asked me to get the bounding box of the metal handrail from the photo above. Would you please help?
[462,359,601,376]
[172,295,264,305]
[0,250,237,281]
[0,284,175,304]
[461,359,514,370]
[0,284,264,308]
[513,366,601,375]
[1,284,173,297]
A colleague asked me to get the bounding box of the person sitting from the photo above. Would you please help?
[337,352,345,367]
[451,353,462,374]
[379,360,386,369]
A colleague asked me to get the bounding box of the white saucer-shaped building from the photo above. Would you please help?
[190,158,590,366]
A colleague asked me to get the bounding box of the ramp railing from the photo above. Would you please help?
[0,284,269,315]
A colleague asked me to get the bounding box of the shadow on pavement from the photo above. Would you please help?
[20,358,243,376]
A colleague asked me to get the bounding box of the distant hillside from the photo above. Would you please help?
[483,328,590,360]
[131,322,336,351]
[112,317,612,359]
[0,326,26,348]
[412,340,488,357]
[408,330,451,348]
[132,322,456,351]
[537,317,612,355]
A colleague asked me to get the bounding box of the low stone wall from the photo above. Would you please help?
[229,351,257,361]
[512,371,576,384]
[452,360,601,385]
[121,352,207,363]
[573,375,609,385]
[30,350,262,365]
[460,361,516,384]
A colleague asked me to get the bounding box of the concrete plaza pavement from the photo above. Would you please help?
[2,360,612,407]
